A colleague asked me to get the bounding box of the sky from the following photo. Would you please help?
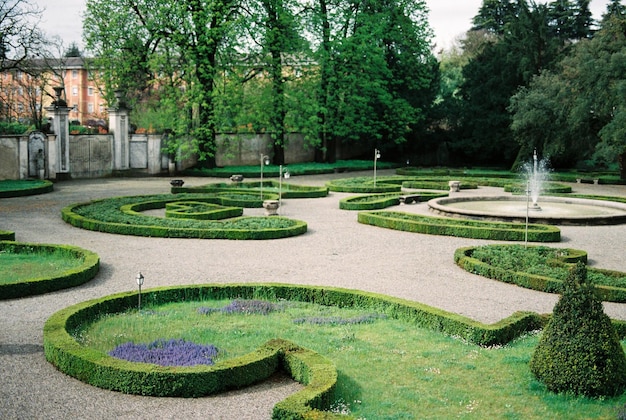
[31,0,611,52]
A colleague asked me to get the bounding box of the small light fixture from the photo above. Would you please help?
[136,272,144,310]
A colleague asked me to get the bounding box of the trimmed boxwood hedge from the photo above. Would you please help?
[0,230,15,241]
[358,211,561,242]
[0,179,54,198]
[164,201,243,220]
[44,283,546,407]
[339,191,448,211]
[455,245,626,303]
[173,180,329,199]
[62,194,307,240]
[0,241,100,299]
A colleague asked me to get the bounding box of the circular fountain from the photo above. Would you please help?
[428,151,626,226]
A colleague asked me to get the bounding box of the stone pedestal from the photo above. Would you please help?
[46,104,71,179]
[448,180,461,192]
[109,107,130,170]
[263,200,279,216]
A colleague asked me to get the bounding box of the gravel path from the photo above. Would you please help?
[1,170,625,419]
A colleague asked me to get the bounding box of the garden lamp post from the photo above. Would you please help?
[136,272,144,310]
[279,165,290,214]
[260,154,270,199]
[374,149,381,187]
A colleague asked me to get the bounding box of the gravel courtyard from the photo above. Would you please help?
[1,170,625,419]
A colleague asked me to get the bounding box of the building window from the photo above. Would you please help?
[16,70,22,80]
[88,86,93,96]
[72,104,78,112]
[88,103,94,113]
[72,70,78,79]
[72,86,78,96]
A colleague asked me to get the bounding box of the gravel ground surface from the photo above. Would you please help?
[1,170,625,419]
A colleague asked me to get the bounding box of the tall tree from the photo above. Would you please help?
[84,0,241,167]
[0,0,45,70]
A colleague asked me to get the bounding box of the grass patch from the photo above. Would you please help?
[0,179,53,198]
[0,247,84,285]
[75,297,626,419]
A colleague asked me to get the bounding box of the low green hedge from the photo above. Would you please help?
[165,201,243,220]
[339,192,448,211]
[0,241,100,299]
[504,182,572,194]
[173,180,329,199]
[0,179,54,198]
[0,230,15,241]
[358,211,561,242]
[44,283,547,417]
[455,245,626,303]
[62,194,307,240]
[327,176,404,193]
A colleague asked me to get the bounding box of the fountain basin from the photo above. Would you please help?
[428,196,626,226]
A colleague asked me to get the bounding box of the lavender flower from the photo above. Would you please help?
[109,339,218,366]
[293,313,386,325]
[197,299,277,316]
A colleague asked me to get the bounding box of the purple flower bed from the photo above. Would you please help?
[108,339,218,366]
[197,299,277,316]
[293,314,386,325]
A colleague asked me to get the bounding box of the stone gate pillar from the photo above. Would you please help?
[45,87,71,180]
[108,91,130,171]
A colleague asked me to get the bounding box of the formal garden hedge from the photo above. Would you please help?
[0,241,100,299]
[358,211,561,242]
[43,283,548,416]
[0,179,53,198]
[455,245,626,303]
[339,192,448,210]
[61,193,307,240]
[0,230,15,241]
[173,180,329,199]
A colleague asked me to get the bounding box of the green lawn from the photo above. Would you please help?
[76,299,626,419]
[0,249,83,285]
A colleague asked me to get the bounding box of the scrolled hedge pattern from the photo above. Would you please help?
[62,193,307,240]
[44,283,546,409]
[339,191,448,211]
[454,245,626,303]
[0,241,100,299]
[173,180,329,199]
[358,211,561,242]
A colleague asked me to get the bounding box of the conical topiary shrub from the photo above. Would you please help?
[529,261,626,397]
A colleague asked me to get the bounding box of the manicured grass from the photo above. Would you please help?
[75,298,626,419]
[0,250,83,285]
[0,179,53,198]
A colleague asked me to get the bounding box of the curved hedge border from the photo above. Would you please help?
[164,201,243,220]
[358,211,561,242]
[0,241,100,299]
[0,179,53,198]
[339,191,448,211]
[504,182,572,194]
[455,245,626,303]
[0,230,15,241]
[327,176,405,193]
[62,194,307,240]
[44,283,547,414]
[173,180,329,199]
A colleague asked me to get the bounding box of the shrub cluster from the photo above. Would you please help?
[0,230,15,241]
[358,211,561,242]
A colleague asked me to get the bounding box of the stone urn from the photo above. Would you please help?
[263,200,280,216]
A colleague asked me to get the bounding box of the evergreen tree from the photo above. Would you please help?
[530,262,626,397]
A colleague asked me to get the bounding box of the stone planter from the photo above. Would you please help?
[448,180,461,192]
[263,200,280,216]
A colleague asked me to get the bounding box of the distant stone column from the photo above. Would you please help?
[109,90,130,171]
[45,87,71,180]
